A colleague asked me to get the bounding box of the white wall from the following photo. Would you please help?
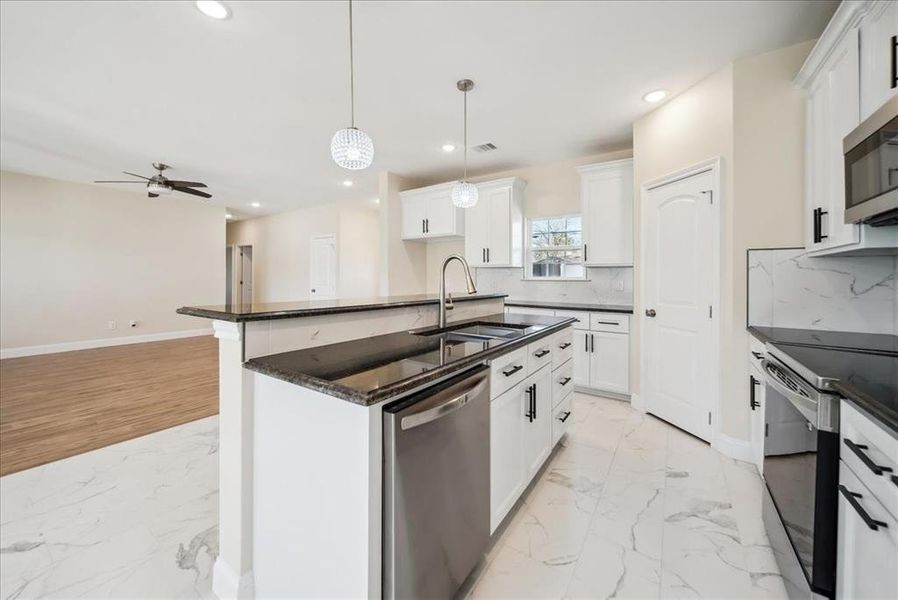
[226,202,380,303]
[0,170,224,352]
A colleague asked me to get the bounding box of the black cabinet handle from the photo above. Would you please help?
[422,219,426,234]
[583,244,588,262]
[532,384,537,419]
[813,207,829,243]
[844,438,893,476]
[502,364,524,377]
[891,35,896,90]
[584,334,589,352]
[892,474,898,488]
[559,342,572,350]
[524,384,533,422]
[839,485,888,531]
[751,351,764,360]
[558,411,571,423]
[590,333,595,353]
[750,375,760,410]
[596,321,619,326]
[486,248,490,263]
[559,377,571,386]
[534,349,550,358]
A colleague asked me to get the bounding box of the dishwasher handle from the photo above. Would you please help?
[400,374,489,431]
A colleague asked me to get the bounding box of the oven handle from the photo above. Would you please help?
[762,360,819,425]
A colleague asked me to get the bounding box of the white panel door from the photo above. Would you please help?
[425,190,455,237]
[464,193,490,267]
[486,186,512,265]
[642,170,715,441]
[309,235,337,299]
[589,332,629,394]
[522,368,552,481]
[490,384,524,533]
[859,0,898,120]
[401,195,426,240]
[572,329,590,387]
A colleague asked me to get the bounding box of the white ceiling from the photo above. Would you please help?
[0,0,837,218]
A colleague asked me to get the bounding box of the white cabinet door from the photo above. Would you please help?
[579,159,633,266]
[487,186,512,266]
[749,364,766,470]
[859,0,898,120]
[572,329,590,387]
[490,384,525,533]
[589,331,630,394]
[522,368,552,481]
[425,190,457,237]
[401,194,427,240]
[806,80,830,252]
[463,193,490,267]
[836,462,898,600]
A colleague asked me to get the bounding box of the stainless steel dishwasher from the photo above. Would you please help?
[383,365,490,600]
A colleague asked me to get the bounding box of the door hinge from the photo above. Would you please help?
[701,190,713,204]
[709,305,713,318]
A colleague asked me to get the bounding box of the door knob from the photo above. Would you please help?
[645,309,656,317]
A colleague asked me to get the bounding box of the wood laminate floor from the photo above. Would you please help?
[0,335,218,476]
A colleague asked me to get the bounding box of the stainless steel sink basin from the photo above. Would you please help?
[415,323,527,343]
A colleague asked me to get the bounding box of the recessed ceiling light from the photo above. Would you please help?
[225,213,233,219]
[250,202,261,208]
[196,1,230,20]
[343,180,354,187]
[442,143,456,153]
[643,89,668,103]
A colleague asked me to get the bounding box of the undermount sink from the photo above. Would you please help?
[415,322,528,343]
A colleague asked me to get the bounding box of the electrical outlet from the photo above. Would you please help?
[129,320,137,328]
[107,320,117,330]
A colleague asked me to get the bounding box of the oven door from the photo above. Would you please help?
[763,361,839,598]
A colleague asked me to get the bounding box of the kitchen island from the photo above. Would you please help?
[176,293,507,599]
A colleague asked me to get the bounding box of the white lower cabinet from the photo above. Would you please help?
[572,329,590,387]
[490,381,525,532]
[836,462,898,600]
[587,331,630,394]
[522,367,552,481]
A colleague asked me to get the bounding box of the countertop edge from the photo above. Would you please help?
[178,293,509,323]
[833,384,898,437]
[504,300,634,314]
[244,317,577,406]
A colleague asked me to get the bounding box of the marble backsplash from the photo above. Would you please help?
[474,267,633,306]
[747,247,897,334]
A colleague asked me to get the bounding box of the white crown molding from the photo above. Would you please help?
[575,157,634,175]
[475,176,528,190]
[794,0,876,89]
[0,328,213,359]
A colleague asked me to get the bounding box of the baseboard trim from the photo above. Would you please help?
[0,328,214,359]
[212,558,255,600]
[712,432,755,463]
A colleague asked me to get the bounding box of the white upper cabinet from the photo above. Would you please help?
[859,0,898,120]
[578,158,634,266]
[464,178,525,267]
[797,2,898,256]
[400,183,465,241]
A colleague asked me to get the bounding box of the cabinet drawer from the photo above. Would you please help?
[841,401,898,520]
[527,337,553,373]
[490,347,528,399]
[552,360,574,407]
[552,328,574,368]
[589,313,629,333]
[554,310,589,330]
[552,393,573,447]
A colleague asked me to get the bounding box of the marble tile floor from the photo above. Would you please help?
[468,394,787,599]
[1,394,785,599]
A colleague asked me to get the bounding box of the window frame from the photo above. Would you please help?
[523,213,587,281]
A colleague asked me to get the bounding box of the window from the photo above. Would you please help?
[527,215,584,279]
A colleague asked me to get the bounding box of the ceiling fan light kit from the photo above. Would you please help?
[451,78,478,209]
[331,0,374,170]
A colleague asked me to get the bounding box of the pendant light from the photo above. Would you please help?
[330,0,374,170]
[451,79,478,208]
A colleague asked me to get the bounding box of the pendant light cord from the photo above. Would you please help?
[349,0,355,128]
[463,88,468,182]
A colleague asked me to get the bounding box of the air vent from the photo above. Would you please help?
[471,142,498,153]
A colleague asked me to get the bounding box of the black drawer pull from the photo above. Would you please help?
[502,365,523,377]
[844,438,893,476]
[750,375,760,410]
[559,342,572,350]
[559,377,571,386]
[839,485,888,531]
[596,320,619,326]
[751,351,764,360]
[534,349,550,358]
[892,475,898,488]
[558,411,571,423]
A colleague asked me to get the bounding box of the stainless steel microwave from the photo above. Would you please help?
[843,95,898,226]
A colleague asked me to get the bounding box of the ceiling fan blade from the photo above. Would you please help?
[165,180,207,188]
[148,192,159,198]
[171,185,212,199]
[122,171,152,181]
[94,180,146,183]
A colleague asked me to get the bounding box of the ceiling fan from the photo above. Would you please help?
[94,163,211,199]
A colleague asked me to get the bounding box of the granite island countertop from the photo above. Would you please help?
[244,312,576,406]
[505,299,633,314]
[177,292,507,322]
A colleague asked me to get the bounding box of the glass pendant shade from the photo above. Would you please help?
[451,181,478,208]
[330,127,374,170]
